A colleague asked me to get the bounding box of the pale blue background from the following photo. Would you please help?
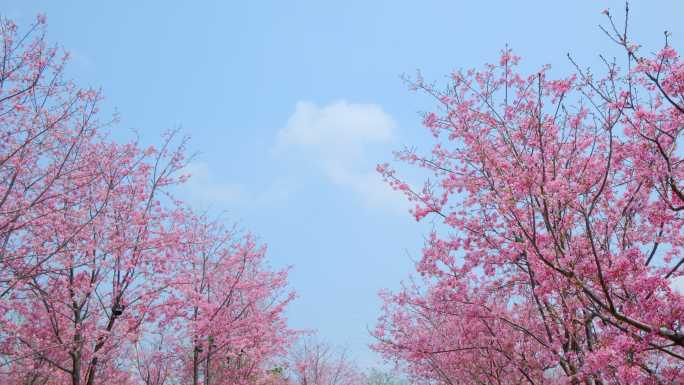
[6,1,683,367]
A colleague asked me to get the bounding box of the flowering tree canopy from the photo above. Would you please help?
[287,339,365,385]
[0,15,295,385]
[374,6,684,385]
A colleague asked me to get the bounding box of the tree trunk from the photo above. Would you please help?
[71,353,81,385]
[193,346,200,385]
[205,336,212,385]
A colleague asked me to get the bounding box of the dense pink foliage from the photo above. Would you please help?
[374,8,684,385]
[287,340,365,385]
[157,213,296,385]
[0,15,295,385]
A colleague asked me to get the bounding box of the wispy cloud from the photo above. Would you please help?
[275,100,394,151]
[182,100,407,213]
[275,100,407,213]
[182,161,295,209]
[182,162,245,205]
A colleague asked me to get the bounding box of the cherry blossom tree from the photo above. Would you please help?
[0,14,106,300]
[128,213,296,385]
[132,332,177,385]
[374,4,683,385]
[363,368,407,385]
[149,212,295,385]
[287,339,364,385]
[1,131,190,385]
[0,15,296,385]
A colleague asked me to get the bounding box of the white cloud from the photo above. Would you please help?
[276,100,394,149]
[182,162,245,205]
[275,100,408,213]
[182,162,294,208]
[330,168,409,212]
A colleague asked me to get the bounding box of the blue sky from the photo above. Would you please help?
[7,1,684,367]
